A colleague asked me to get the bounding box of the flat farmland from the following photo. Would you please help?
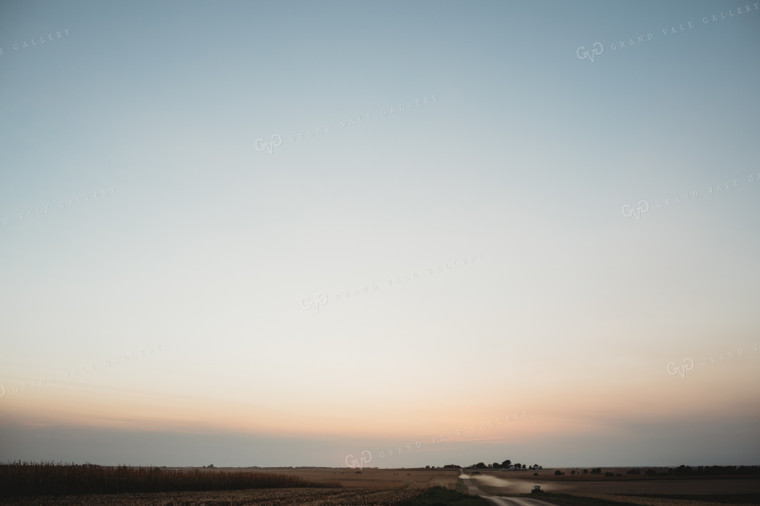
[250,466,461,490]
[0,487,423,506]
[0,467,461,505]
[4,466,760,505]
[465,468,760,505]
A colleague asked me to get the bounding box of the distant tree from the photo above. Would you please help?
[492,462,501,469]
[570,470,575,475]
[502,460,511,469]
[582,469,588,474]
[473,462,487,469]
[522,464,526,470]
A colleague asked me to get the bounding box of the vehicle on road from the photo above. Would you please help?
[531,485,544,494]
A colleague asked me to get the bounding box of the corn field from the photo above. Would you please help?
[0,462,339,498]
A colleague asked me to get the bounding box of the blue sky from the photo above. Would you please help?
[1,1,759,468]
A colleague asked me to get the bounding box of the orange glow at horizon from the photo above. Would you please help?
[4,366,758,446]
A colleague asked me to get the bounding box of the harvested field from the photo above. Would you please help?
[4,466,759,505]
[0,487,423,506]
[469,469,760,505]
[0,466,458,505]
[249,467,461,490]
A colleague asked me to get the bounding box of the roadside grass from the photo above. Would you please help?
[518,492,641,506]
[615,493,760,504]
[396,486,490,505]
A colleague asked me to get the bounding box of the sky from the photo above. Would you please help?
[1,0,759,469]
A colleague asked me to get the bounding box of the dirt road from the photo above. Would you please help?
[460,473,559,506]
